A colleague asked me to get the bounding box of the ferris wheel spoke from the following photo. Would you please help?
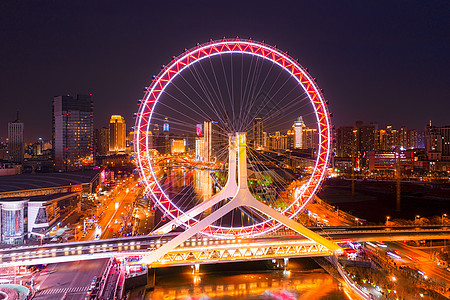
[238,55,265,131]
[160,79,221,129]
[205,56,234,130]
[174,68,227,128]
[238,54,261,130]
[241,58,276,131]
[188,62,230,131]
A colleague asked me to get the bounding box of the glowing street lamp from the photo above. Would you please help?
[75,225,81,241]
[442,213,447,225]
[386,216,390,226]
[415,215,420,224]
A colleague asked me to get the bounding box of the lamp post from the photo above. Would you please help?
[442,213,447,225]
[75,225,81,241]
[386,216,390,226]
[415,215,420,224]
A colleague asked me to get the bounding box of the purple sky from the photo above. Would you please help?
[0,1,449,143]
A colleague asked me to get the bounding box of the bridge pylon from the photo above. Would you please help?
[143,133,342,265]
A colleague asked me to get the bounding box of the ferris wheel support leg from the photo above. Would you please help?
[142,199,242,265]
[153,185,237,234]
[244,197,343,254]
[153,140,238,235]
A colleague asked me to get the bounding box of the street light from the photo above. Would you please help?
[415,215,420,224]
[442,213,447,225]
[75,225,81,241]
[386,216,390,226]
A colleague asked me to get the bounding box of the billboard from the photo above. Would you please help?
[196,124,202,137]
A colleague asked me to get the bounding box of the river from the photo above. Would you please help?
[143,259,351,300]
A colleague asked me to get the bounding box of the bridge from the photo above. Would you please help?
[1,225,448,267]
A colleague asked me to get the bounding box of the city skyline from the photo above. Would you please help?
[0,2,449,142]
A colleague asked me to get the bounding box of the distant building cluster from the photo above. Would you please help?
[334,121,450,175]
[249,116,318,153]
[141,116,318,165]
[0,93,138,176]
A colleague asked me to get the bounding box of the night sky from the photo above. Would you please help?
[0,1,449,143]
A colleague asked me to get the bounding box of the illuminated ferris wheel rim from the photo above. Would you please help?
[134,38,332,237]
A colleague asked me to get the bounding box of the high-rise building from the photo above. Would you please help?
[94,127,109,156]
[8,113,24,163]
[109,115,126,154]
[425,122,450,161]
[203,121,221,162]
[195,137,205,161]
[399,126,408,148]
[336,126,355,157]
[163,117,170,132]
[302,128,318,150]
[293,117,306,149]
[52,94,94,171]
[252,118,264,149]
[356,123,377,152]
[406,129,424,149]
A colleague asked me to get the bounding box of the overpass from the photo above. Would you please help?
[0,225,448,267]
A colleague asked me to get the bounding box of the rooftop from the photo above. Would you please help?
[0,192,77,203]
[0,170,100,193]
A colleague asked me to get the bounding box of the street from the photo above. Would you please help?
[32,259,107,300]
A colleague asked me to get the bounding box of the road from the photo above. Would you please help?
[386,241,450,285]
[75,177,143,241]
[32,259,107,300]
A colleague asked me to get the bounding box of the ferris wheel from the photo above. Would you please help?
[134,38,332,239]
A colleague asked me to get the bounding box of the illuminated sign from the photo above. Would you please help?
[163,123,169,131]
[72,185,82,192]
[196,124,202,137]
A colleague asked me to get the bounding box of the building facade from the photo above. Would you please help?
[8,115,24,163]
[109,115,126,154]
[252,118,264,149]
[52,95,94,171]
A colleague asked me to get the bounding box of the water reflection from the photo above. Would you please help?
[147,260,349,300]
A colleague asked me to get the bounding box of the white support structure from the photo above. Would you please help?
[142,133,342,265]
[155,134,238,235]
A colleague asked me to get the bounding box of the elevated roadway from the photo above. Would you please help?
[0,225,448,267]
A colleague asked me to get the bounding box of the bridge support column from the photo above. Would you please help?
[191,263,200,274]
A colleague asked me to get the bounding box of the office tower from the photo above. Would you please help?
[8,112,24,163]
[52,94,94,171]
[109,115,126,154]
[293,117,306,149]
[252,118,264,149]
